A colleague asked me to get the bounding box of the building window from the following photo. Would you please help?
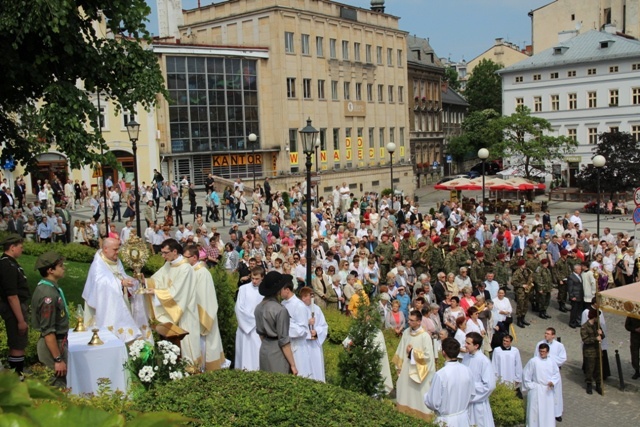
[376,46,383,65]
[515,76,523,83]
[609,65,619,73]
[345,128,352,140]
[332,128,340,151]
[397,49,403,67]
[378,84,384,102]
[365,44,372,63]
[567,128,577,142]
[122,109,136,129]
[533,74,541,81]
[343,81,350,100]
[355,83,362,101]
[286,77,296,98]
[534,96,542,112]
[379,128,385,147]
[588,91,597,108]
[331,81,338,100]
[610,126,619,133]
[399,127,405,147]
[368,127,374,148]
[289,129,298,153]
[389,127,395,145]
[567,70,576,77]
[303,78,312,99]
[301,34,310,55]
[96,103,107,130]
[285,32,294,53]
[316,36,324,57]
[550,72,559,79]
[342,40,349,60]
[354,42,361,62]
[588,128,598,145]
[388,85,394,103]
[632,125,640,142]
[319,128,326,150]
[550,94,559,111]
[632,63,640,71]
[329,38,337,59]
[609,89,618,106]
[568,93,577,109]
[632,87,640,105]
[367,84,373,102]
[398,86,404,103]
[515,97,524,108]
[387,48,393,66]
[317,80,325,100]
[588,68,597,75]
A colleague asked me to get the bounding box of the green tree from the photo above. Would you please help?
[0,0,167,171]
[444,66,461,91]
[491,106,577,179]
[445,109,501,161]
[465,59,502,112]
[575,131,640,199]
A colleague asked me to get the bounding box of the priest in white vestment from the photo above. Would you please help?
[424,337,475,427]
[184,245,226,371]
[462,332,496,427]
[392,309,435,420]
[491,334,523,387]
[280,281,313,379]
[534,328,566,421]
[234,272,263,371]
[300,287,328,382]
[144,239,201,364]
[522,344,560,427]
[82,238,152,343]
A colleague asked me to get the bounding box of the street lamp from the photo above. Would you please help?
[299,118,319,288]
[315,137,321,206]
[593,155,606,236]
[248,133,258,193]
[126,120,142,237]
[386,142,396,197]
[478,148,490,212]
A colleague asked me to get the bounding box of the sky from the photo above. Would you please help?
[145,0,552,61]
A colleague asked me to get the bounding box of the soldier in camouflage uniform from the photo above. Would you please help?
[526,251,541,312]
[581,309,604,395]
[494,252,511,290]
[469,252,488,289]
[553,249,572,312]
[456,241,473,270]
[466,228,480,257]
[511,259,534,328]
[494,235,508,258]
[427,237,445,277]
[413,241,429,276]
[374,233,395,281]
[482,240,497,265]
[398,232,413,263]
[444,245,459,276]
[534,258,553,319]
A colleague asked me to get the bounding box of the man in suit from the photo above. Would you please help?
[172,191,183,225]
[188,184,197,220]
[56,201,73,243]
[13,180,24,209]
[7,212,25,237]
[1,187,15,210]
[432,272,447,305]
[567,263,584,328]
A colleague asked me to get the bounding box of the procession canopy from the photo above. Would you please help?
[597,283,640,320]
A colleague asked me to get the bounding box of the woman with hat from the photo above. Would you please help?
[254,271,298,375]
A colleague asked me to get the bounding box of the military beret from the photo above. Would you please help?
[497,253,506,259]
[484,240,492,245]
[403,232,410,238]
[418,242,427,247]
[497,235,504,241]
[560,249,569,256]
[460,241,468,247]
[476,252,484,257]
[449,245,457,250]
[541,259,549,265]
[515,249,523,254]
[454,237,460,243]
[469,228,476,234]
[433,237,441,244]
[517,259,526,266]
[526,239,534,244]
[35,251,64,270]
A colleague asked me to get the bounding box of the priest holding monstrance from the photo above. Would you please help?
[82,238,153,343]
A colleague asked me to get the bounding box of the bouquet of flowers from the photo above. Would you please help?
[124,340,190,390]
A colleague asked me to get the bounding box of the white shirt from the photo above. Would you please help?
[493,297,512,322]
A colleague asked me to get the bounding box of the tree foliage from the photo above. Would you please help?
[445,109,501,161]
[491,107,577,179]
[444,66,461,91]
[465,59,502,112]
[575,131,640,199]
[0,0,167,171]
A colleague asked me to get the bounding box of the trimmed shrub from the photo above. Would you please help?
[210,264,238,364]
[0,232,98,264]
[324,307,352,344]
[133,369,436,427]
[0,318,41,366]
[489,381,526,426]
[142,253,165,275]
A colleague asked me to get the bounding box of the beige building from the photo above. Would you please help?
[467,38,529,74]
[153,0,413,196]
[530,0,640,54]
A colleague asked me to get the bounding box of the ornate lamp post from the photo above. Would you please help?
[478,148,490,212]
[386,142,396,196]
[126,120,141,237]
[248,132,258,192]
[593,155,606,236]
[299,118,319,287]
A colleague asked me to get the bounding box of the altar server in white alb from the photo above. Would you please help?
[143,239,201,364]
[491,334,523,388]
[462,332,496,427]
[234,266,264,371]
[82,238,152,343]
[424,337,475,427]
[299,287,328,382]
[392,309,436,421]
[184,245,226,371]
[522,343,561,427]
[534,327,566,422]
[280,280,313,378]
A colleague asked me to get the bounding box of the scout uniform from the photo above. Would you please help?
[30,252,69,388]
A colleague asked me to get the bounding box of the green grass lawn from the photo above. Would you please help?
[19,254,90,306]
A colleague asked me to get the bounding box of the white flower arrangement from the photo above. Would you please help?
[124,339,192,390]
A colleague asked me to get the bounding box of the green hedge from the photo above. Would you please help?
[324,308,352,345]
[133,369,436,427]
[210,264,238,363]
[489,382,526,426]
[0,232,98,263]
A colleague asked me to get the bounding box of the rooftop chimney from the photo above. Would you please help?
[371,0,385,13]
